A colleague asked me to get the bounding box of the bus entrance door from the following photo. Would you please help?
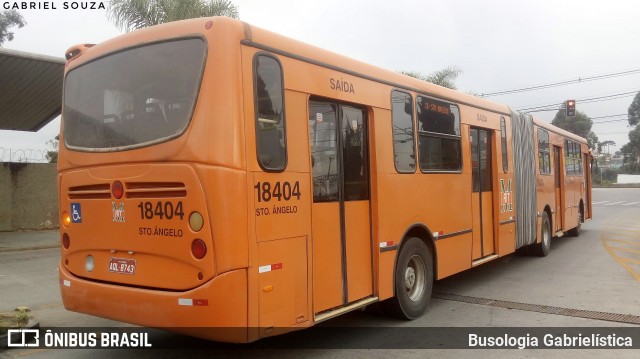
[554,146,564,231]
[470,128,495,260]
[308,100,373,315]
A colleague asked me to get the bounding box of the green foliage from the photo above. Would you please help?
[592,168,618,186]
[621,92,640,164]
[600,140,615,154]
[629,91,640,127]
[0,309,31,333]
[620,126,640,164]
[46,134,59,163]
[0,10,26,46]
[400,66,462,90]
[108,0,239,32]
[620,162,640,174]
[552,109,598,150]
[586,131,599,152]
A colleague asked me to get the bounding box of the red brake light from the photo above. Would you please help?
[112,180,124,199]
[191,239,207,259]
[62,233,70,249]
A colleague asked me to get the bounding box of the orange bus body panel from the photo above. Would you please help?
[311,203,343,312]
[344,200,373,303]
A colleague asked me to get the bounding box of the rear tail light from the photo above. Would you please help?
[112,180,124,199]
[62,233,70,249]
[191,239,207,260]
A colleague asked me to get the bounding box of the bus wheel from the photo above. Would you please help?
[567,209,582,237]
[383,237,433,320]
[533,212,551,257]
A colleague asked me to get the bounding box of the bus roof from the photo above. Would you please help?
[242,19,512,116]
[532,116,589,144]
[64,16,589,147]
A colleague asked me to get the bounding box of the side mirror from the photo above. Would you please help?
[591,158,599,174]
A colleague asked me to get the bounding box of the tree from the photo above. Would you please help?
[600,140,616,155]
[629,91,640,127]
[621,125,640,165]
[46,135,59,163]
[620,91,640,165]
[108,0,239,32]
[551,109,598,150]
[400,66,462,90]
[0,10,26,46]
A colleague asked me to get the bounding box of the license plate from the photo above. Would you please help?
[108,257,136,275]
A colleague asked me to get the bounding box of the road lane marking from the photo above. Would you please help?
[621,202,640,206]
[603,239,640,248]
[601,217,640,281]
[609,246,640,254]
[600,230,640,239]
[604,201,625,206]
[592,201,610,205]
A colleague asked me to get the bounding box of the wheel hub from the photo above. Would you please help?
[405,267,416,289]
[405,255,426,302]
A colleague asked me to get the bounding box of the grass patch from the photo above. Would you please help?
[0,308,32,336]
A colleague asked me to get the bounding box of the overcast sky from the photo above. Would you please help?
[2,0,639,160]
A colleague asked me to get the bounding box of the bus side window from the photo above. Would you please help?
[500,116,508,173]
[254,54,287,171]
[538,129,550,175]
[391,90,416,173]
[416,96,461,172]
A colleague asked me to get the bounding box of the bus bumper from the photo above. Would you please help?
[59,264,249,343]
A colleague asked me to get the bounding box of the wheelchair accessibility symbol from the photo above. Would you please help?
[71,203,82,223]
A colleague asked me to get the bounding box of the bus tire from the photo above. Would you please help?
[567,208,582,237]
[533,211,551,257]
[383,237,433,320]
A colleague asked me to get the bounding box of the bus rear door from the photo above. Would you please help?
[470,127,496,260]
[308,99,373,315]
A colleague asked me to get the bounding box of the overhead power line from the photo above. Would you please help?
[592,118,629,124]
[481,68,640,97]
[590,114,628,120]
[516,90,639,112]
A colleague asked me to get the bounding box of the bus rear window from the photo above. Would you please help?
[63,38,206,150]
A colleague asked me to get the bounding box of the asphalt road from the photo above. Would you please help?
[1,188,639,358]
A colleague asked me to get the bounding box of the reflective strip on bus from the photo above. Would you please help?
[258,263,283,274]
[178,298,209,306]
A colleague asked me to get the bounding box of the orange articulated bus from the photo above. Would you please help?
[58,16,592,343]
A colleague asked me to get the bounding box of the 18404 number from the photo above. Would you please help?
[254,181,301,202]
[137,201,185,220]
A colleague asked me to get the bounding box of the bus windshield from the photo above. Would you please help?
[63,38,206,150]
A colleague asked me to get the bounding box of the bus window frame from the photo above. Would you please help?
[390,89,417,174]
[537,128,551,175]
[62,35,208,153]
[253,52,288,172]
[415,94,463,174]
[500,116,508,173]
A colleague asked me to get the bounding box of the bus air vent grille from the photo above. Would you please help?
[125,182,187,198]
[68,184,111,199]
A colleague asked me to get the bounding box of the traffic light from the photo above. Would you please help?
[566,100,576,117]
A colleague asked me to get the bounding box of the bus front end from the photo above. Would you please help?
[58,18,252,342]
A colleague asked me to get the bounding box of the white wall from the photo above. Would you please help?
[617,174,640,184]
